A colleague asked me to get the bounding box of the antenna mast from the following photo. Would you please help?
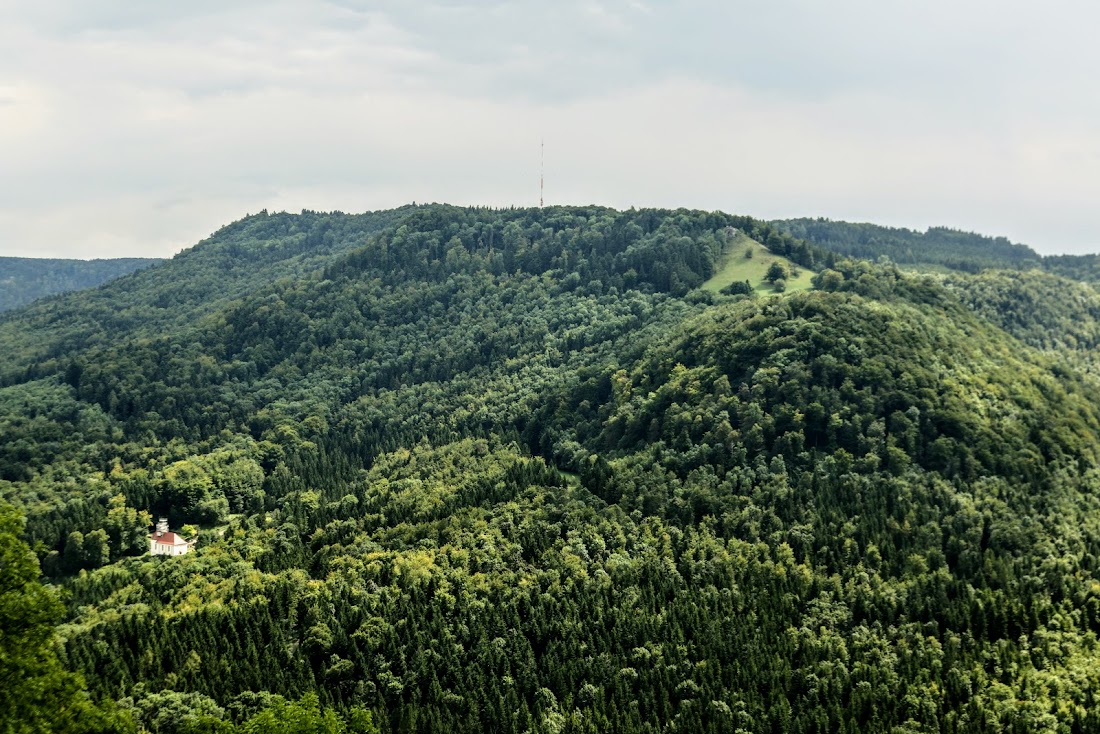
[539,139,544,208]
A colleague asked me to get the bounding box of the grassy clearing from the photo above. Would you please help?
[702,232,816,295]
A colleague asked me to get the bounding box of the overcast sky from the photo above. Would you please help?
[2,0,1099,258]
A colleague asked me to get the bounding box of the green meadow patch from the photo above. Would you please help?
[703,232,815,294]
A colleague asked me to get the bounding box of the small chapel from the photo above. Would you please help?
[148,517,196,556]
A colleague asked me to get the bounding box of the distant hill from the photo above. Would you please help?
[1042,253,1100,284]
[773,218,1042,272]
[0,208,411,373]
[0,256,162,312]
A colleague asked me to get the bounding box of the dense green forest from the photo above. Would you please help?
[0,209,414,372]
[0,256,163,312]
[1042,253,1100,285]
[772,218,1100,292]
[4,205,1100,732]
[938,269,1100,352]
[772,219,1042,273]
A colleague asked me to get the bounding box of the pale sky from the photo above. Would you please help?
[2,0,1099,258]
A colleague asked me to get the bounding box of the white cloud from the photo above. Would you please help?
[0,0,1098,257]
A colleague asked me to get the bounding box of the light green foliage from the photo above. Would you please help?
[82,529,111,568]
[106,495,152,557]
[240,694,376,734]
[941,268,1100,351]
[813,268,845,291]
[702,232,814,294]
[204,453,265,515]
[121,690,226,734]
[117,690,374,734]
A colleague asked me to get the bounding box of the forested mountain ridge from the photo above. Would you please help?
[0,208,410,381]
[774,216,1100,297]
[3,205,1100,733]
[772,218,1042,273]
[0,256,162,312]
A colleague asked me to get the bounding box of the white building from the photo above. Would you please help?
[148,517,196,556]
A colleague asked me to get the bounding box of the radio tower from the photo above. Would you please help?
[539,139,544,208]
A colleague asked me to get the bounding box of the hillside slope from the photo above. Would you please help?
[939,268,1100,351]
[0,208,409,382]
[0,256,162,312]
[701,230,815,294]
[2,206,1100,733]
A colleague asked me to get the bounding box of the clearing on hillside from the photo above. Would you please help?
[702,231,815,294]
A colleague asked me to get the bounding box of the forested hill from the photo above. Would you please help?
[773,218,1042,272]
[4,205,1100,733]
[0,208,413,377]
[0,256,162,312]
[1043,252,1100,284]
[773,218,1100,289]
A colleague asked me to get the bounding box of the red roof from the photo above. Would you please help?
[149,531,189,545]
